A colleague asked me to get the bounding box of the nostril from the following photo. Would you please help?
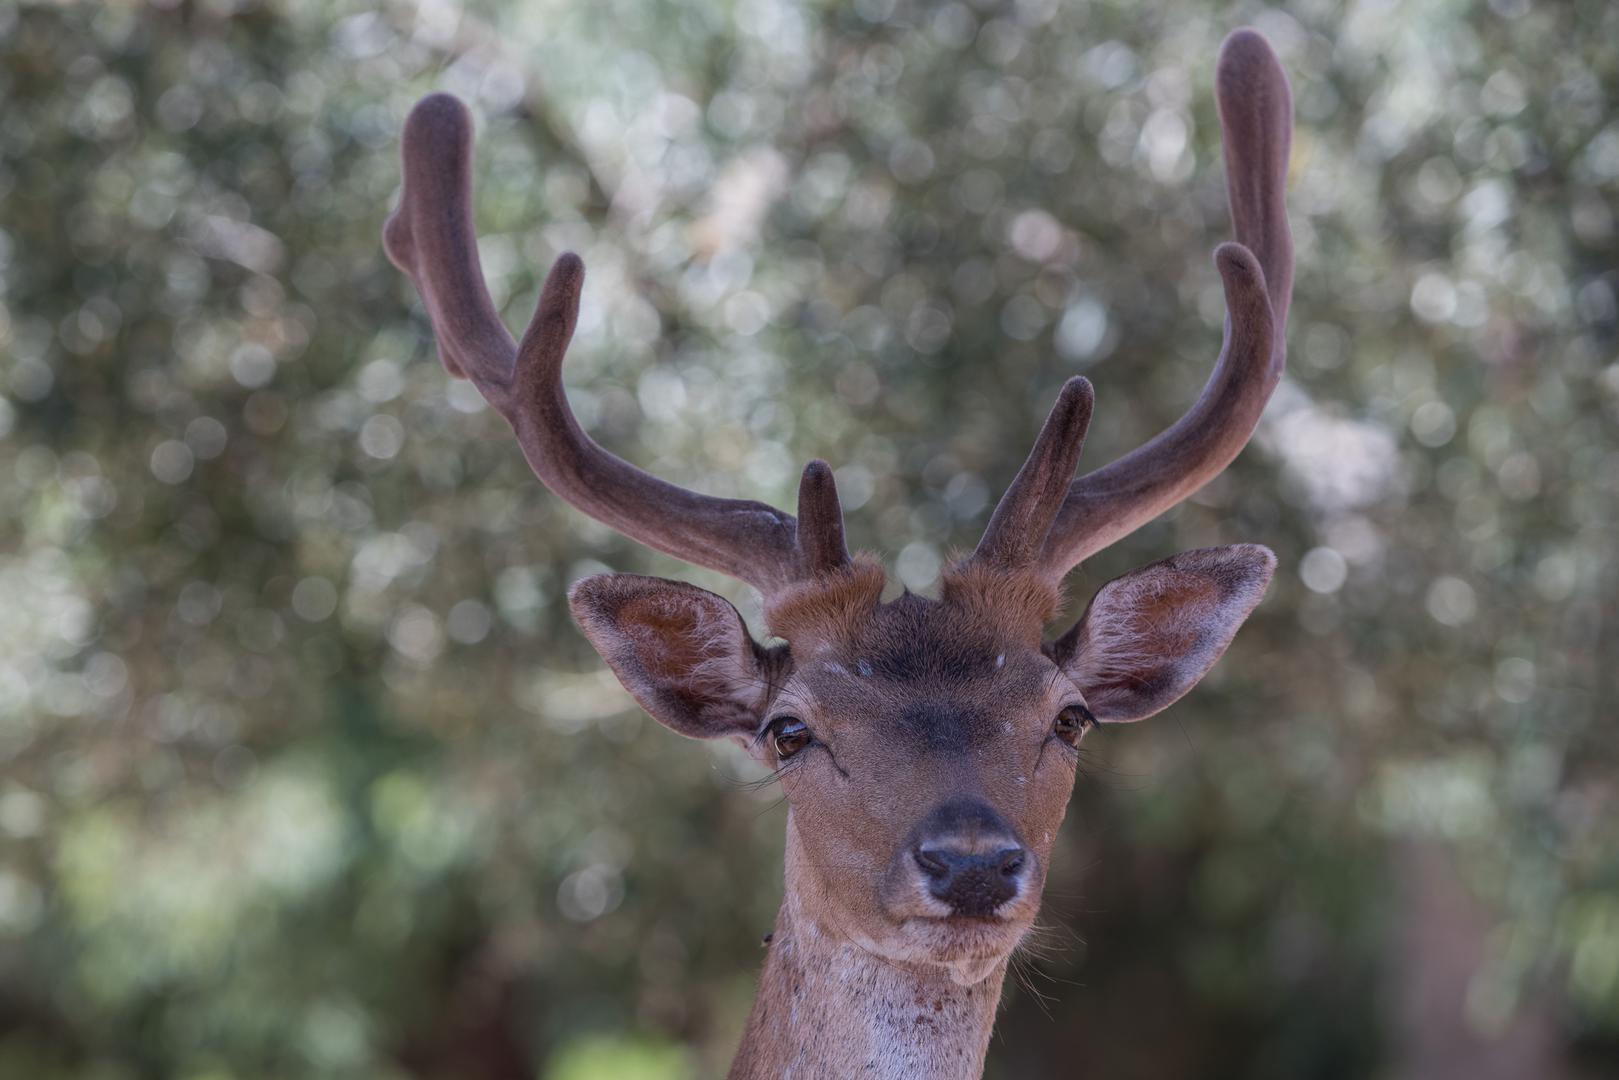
[914,846,950,879]
[913,844,1027,916]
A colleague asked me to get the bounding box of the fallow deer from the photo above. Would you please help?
[384,28,1292,1079]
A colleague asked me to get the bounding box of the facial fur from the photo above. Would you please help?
[753,561,1085,977]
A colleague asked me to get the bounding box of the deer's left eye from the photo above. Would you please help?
[1052,704,1095,746]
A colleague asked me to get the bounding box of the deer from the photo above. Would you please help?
[383,27,1292,1079]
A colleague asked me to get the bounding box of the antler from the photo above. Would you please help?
[383,93,848,595]
[972,377,1095,569]
[972,29,1293,582]
[388,30,1288,598]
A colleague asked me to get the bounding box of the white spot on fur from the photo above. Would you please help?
[823,661,848,675]
[856,659,872,677]
[946,954,1003,986]
[1015,775,1026,785]
[995,653,1005,668]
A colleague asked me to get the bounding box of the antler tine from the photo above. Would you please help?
[1036,29,1293,581]
[971,377,1094,569]
[384,93,848,594]
[1218,29,1294,333]
[382,93,514,389]
[796,460,852,576]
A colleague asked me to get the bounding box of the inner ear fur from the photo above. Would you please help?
[1048,544,1276,724]
[568,574,778,741]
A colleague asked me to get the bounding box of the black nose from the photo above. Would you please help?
[911,799,1027,917]
[914,845,1026,915]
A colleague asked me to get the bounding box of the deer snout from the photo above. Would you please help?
[910,799,1028,917]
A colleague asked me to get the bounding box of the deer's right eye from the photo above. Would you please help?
[771,717,813,759]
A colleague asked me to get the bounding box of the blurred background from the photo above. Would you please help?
[2,0,1617,1076]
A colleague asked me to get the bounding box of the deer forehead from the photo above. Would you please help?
[780,595,1065,740]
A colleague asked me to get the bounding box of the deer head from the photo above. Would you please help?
[386,24,1290,1019]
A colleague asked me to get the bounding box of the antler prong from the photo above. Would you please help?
[795,460,851,577]
[510,251,585,420]
[385,94,847,596]
[972,377,1094,569]
[384,93,515,389]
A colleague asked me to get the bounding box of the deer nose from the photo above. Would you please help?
[914,844,1026,916]
[910,798,1028,917]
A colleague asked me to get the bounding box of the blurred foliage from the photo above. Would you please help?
[1,0,1616,1076]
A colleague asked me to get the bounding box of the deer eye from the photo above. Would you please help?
[1053,704,1095,746]
[771,717,813,759]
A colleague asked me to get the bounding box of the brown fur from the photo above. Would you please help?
[764,555,887,647]
[939,559,1064,645]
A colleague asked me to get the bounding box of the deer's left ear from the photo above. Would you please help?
[1048,544,1276,724]
[568,574,774,741]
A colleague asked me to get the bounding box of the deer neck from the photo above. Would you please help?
[727,887,1009,1079]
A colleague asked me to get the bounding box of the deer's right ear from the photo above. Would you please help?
[567,574,773,741]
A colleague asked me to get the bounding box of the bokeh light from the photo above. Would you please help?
[2,0,1617,1077]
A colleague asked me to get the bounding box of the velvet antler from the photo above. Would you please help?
[387,27,1292,599]
[969,29,1293,582]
